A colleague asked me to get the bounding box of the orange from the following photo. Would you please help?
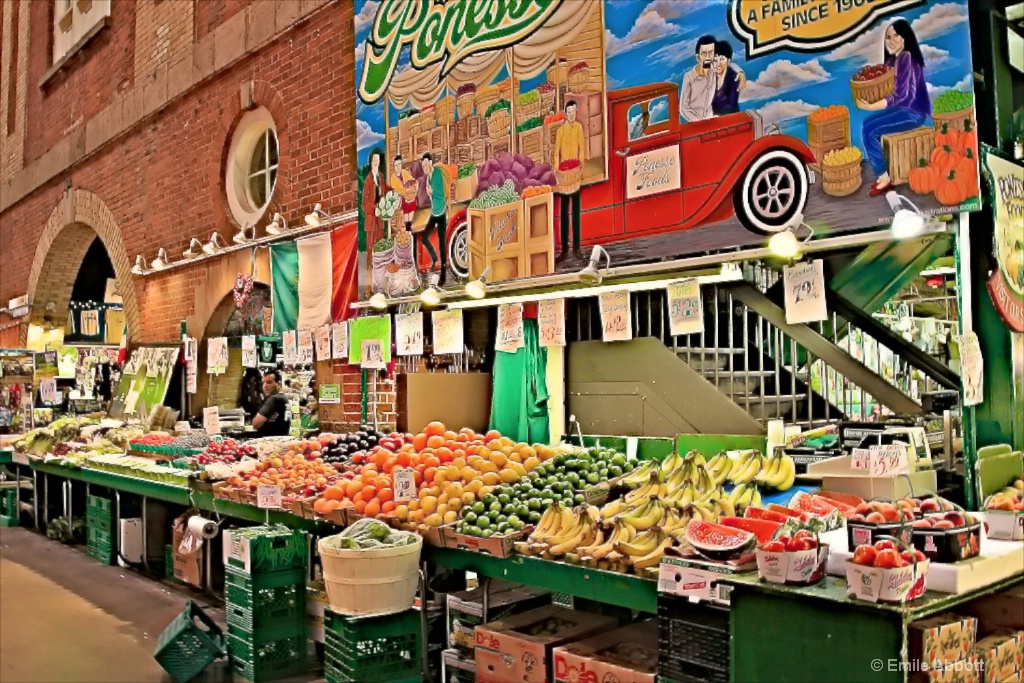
[413,433,429,451]
[313,498,328,514]
[435,447,454,463]
[485,430,502,442]
[427,435,446,449]
[424,421,447,437]
[383,456,397,472]
[345,480,363,499]
[488,451,508,468]
[364,499,381,517]
[424,455,441,468]
[443,431,458,441]
[381,501,396,514]
[323,499,341,512]
[353,499,367,515]
[361,484,377,500]
[378,487,394,503]
[397,452,412,468]
[423,466,438,483]
[324,486,344,501]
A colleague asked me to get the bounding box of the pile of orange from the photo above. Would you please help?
[808,105,849,123]
[225,450,339,491]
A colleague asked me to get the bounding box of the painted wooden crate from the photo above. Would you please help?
[882,127,935,186]
[518,127,544,159]
[468,200,525,282]
[523,193,555,277]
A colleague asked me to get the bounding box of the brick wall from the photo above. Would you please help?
[134,0,195,83]
[194,0,254,42]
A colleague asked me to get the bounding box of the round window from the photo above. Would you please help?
[226,107,279,227]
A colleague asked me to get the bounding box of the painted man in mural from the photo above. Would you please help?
[421,153,449,285]
[680,34,718,122]
[552,99,586,262]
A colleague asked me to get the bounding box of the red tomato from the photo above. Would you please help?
[873,539,898,552]
[762,540,787,553]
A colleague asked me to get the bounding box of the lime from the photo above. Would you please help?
[481,529,493,538]
[497,493,511,505]
[528,511,542,523]
[507,514,522,527]
[609,465,623,477]
[496,514,508,525]
[528,499,542,511]
[489,501,502,513]
[472,502,486,515]
[586,472,600,485]
[477,517,491,529]
[496,522,509,534]
[566,472,581,487]
[516,504,530,517]
[482,494,497,508]
[611,454,627,467]
[464,511,478,524]
[574,493,586,505]
[468,525,482,536]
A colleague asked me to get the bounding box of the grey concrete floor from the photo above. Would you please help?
[0,527,324,683]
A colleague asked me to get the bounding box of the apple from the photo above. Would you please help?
[874,548,901,569]
[852,545,877,566]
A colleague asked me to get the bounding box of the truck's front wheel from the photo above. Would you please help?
[734,149,809,235]
[447,218,469,279]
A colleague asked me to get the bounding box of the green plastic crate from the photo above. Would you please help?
[323,609,421,682]
[0,515,18,527]
[165,544,174,579]
[224,526,307,575]
[225,566,305,593]
[153,601,227,683]
[1,488,17,516]
[87,526,111,547]
[86,494,112,515]
[228,631,307,683]
[88,544,115,565]
[88,511,113,533]
[226,581,305,634]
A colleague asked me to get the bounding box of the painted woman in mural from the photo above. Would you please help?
[855,19,932,197]
[711,40,745,116]
[361,148,388,293]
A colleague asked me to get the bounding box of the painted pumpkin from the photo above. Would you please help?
[954,149,979,198]
[908,157,939,195]
[935,170,965,207]
[931,145,960,176]
[957,120,977,156]
[934,122,959,149]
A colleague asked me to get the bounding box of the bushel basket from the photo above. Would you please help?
[555,165,583,195]
[850,70,895,104]
[318,535,422,617]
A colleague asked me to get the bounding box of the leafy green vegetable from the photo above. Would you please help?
[458,162,477,179]
[517,89,540,106]
[933,90,973,114]
[321,518,419,550]
[485,99,511,118]
[469,180,519,209]
[516,117,543,133]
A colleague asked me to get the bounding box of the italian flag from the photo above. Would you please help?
[270,223,359,333]
[117,319,128,364]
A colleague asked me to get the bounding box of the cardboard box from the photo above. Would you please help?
[845,559,929,603]
[307,581,329,644]
[974,632,1023,683]
[441,524,531,557]
[909,615,979,669]
[448,581,551,652]
[657,555,754,606]
[909,656,984,683]
[552,620,658,683]
[985,510,1024,541]
[475,606,617,683]
[171,514,202,588]
[806,454,937,499]
[962,585,1024,631]
[442,648,476,683]
[755,544,829,585]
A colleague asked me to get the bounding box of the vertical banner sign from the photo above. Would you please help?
[667,279,703,336]
[432,310,465,355]
[297,329,314,364]
[538,299,566,348]
[331,321,349,360]
[241,335,257,368]
[599,290,632,342]
[361,339,386,369]
[283,330,297,365]
[203,406,220,435]
[314,325,331,361]
[186,360,197,394]
[957,331,984,406]
[396,313,424,356]
[981,146,1024,332]
[319,384,341,404]
[496,304,525,353]
[784,260,828,325]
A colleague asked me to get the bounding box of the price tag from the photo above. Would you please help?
[432,310,464,355]
[314,326,331,361]
[203,406,220,435]
[297,329,314,364]
[870,444,909,477]
[39,378,59,404]
[396,313,424,356]
[393,467,416,502]
[319,384,340,405]
[599,290,632,342]
[331,321,349,360]
[283,330,298,364]
[241,335,257,368]
[361,339,386,369]
[850,447,872,471]
[257,485,282,509]
[12,452,29,466]
[182,336,196,364]
[496,304,524,353]
[957,332,983,407]
[783,259,827,325]
[538,299,565,348]
[667,279,703,336]
[186,361,197,394]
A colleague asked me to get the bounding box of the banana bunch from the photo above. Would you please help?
[622,460,660,488]
[523,503,574,553]
[728,450,764,486]
[572,519,637,565]
[699,489,735,519]
[624,471,663,505]
[755,454,796,491]
[727,482,762,511]
[617,497,666,530]
[659,450,685,476]
[706,452,734,487]
[527,505,600,556]
[614,528,671,570]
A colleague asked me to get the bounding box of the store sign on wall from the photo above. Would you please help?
[981,145,1024,332]
[319,384,341,405]
[626,147,681,201]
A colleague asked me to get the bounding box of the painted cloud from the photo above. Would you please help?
[354,0,380,36]
[755,100,819,125]
[927,74,974,98]
[741,59,831,102]
[824,2,967,63]
[605,9,682,55]
[356,119,385,150]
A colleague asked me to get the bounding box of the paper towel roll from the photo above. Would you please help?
[187,515,218,540]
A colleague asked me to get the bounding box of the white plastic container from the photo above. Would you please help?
[317,535,422,616]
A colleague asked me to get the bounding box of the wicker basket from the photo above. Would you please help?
[487,110,510,140]
[932,106,975,134]
[555,165,583,195]
[436,97,455,125]
[822,159,863,197]
[568,66,590,93]
[850,70,895,104]
[476,86,500,114]
[419,107,436,130]
[407,113,422,137]
[456,93,475,119]
[515,99,542,125]
[539,87,556,114]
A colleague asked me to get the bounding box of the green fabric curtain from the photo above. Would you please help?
[270,242,299,334]
[489,320,550,443]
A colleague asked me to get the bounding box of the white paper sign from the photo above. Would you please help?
[538,299,565,347]
[957,331,984,406]
[183,336,196,364]
[241,335,257,368]
[783,260,828,325]
[496,304,524,353]
[207,337,229,370]
[256,485,282,509]
[186,361,197,394]
[396,313,424,356]
[869,444,909,477]
[314,326,331,361]
[393,467,416,502]
[667,279,703,335]
[432,310,464,355]
[297,329,314,364]
[331,321,349,360]
[850,447,872,471]
[39,378,59,404]
[599,290,632,342]
[361,339,386,369]
[283,330,297,365]
[202,406,220,435]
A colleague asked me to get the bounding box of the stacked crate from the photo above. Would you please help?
[1,485,19,527]
[86,494,115,565]
[323,608,421,683]
[224,526,309,682]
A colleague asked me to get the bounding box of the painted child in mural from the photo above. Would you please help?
[421,153,450,285]
[552,99,585,261]
[362,148,388,294]
[856,19,931,197]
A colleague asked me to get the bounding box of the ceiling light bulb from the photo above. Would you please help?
[151,248,169,271]
[578,246,610,285]
[130,255,146,275]
[203,232,224,256]
[305,204,324,227]
[267,213,288,235]
[233,223,253,245]
[420,286,441,307]
[886,191,926,240]
[768,230,801,259]
[183,238,203,258]
[368,292,389,310]
[465,266,493,299]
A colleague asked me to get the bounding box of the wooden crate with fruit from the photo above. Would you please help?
[517,127,544,159]
[469,139,487,166]
[467,200,526,282]
[882,127,935,186]
[522,190,555,277]
[807,106,851,171]
[414,131,431,159]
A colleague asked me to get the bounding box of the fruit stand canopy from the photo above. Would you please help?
[385,1,594,109]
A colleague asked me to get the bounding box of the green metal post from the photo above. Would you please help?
[179,320,188,417]
[361,369,368,424]
[954,216,977,510]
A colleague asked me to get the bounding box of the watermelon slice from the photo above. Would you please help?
[816,490,865,508]
[814,494,856,515]
[718,516,783,544]
[685,520,757,559]
[767,503,812,522]
[791,491,841,517]
[745,506,791,524]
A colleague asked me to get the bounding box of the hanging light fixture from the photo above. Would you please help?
[150,248,170,271]
[203,232,225,256]
[304,204,329,228]
[886,191,926,240]
[233,223,256,245]
[183,238,203,258]
[130,255,147,275]
[420,273,442,307]
[768,214,815,259]
[267,213,289,235]
[578,246,611,285]
[465,266,493,299]
[368,291,390,310]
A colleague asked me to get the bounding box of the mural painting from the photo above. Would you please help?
[354,0,981,295]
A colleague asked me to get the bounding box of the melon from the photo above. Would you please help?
[744,507,790,524]
[768,503,813,522]
[816,490,865,508]
[790,491,840,517]
[685,521,757,559]
[718,516,783,544]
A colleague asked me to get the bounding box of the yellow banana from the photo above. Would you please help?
[528,503,564,543]
[621,498,664,531]
[584,522,632,560]
[629,537,672,570]
[549,517,597,556]
[615,528,665,556]
[535,507,582,546]
[622,460,657,488]
[600,496,631,521]
[768,455,796,491]
[660,450,684,476]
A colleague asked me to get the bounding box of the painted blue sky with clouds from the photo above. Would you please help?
[354,0,975,165]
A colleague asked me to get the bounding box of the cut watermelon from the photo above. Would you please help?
[816,490,865,508]
[767,503,813,522]
[791,491,841,517]
[744,506,791,524]
[685,520,757,560]
[814,495,855,515]
[718,516,783,544]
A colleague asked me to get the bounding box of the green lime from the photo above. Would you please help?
[482,494,497,508]
[489,501,502,513]
[464,511,478,524]
[528,499,542,511]
[566,472,580,487]
[468,525,482,536]
[496,522,510,534]
[472,502,486,515]
[586,472,600,485]
[497,493,511,505]
[481,529,493,538]
[516,504,530,517]
[609,465,623,477]
[574,493,586,504]
[611,455,627,467]
[528,511,542,523]
[477,517,491,529]
[509,517,525,531]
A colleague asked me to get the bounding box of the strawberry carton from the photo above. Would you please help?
[846,537,929,603]
[910,512,982,563]
[909,614,979,670]
[974,632,1023,683]
[755,530,829,585]
[846,499,914,548]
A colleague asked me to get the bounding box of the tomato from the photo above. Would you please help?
[762,540,787,553]
[787,537,817,552]
[873,548,901,569]
[852,545,877,566]
[901,549,926,564]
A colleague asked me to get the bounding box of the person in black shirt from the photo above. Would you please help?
[252,370,289,437]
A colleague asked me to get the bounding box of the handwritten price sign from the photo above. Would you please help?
[870,444,909,477]
[314,325,331,361]
[283,330,298,364]
[432,310,464,355]
[393,467,416,502]
[256,485,282,509]
[599,290,632,342]
[538,299,565,347]
[496,304,524,353]
[331,321,349,360]
[297,329,314,364]
[850,447,872,471]
[783,259,828,325]
[241,335,257,368]
[667,279,703,335]
[396,313,424,356]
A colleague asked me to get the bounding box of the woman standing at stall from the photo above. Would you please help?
[856,19,931,197]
